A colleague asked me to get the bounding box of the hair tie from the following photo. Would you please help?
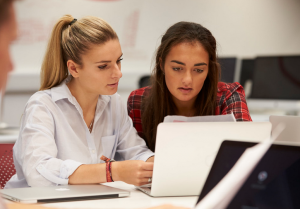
[69,18,77,26]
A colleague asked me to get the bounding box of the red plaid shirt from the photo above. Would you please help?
[127,82,252,138]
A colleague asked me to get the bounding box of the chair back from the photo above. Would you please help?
[0,144,15,189]
[138,75,151,88]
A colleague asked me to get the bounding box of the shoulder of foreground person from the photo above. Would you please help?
[7,203,54,209]
[7,203,191,209]
[146,204,191,209]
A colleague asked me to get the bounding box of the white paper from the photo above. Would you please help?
[163,113,236,123]
[195,123,285,209]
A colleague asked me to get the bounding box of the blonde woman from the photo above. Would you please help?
[0,5,200,209]
[5,15,154,188]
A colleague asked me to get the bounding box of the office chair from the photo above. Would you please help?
[218,57,237,83]
[0,144,15,189]
[138,75,151,88]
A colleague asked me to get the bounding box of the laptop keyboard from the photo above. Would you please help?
[139,183,152,189]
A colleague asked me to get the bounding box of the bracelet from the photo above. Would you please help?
[109,161,113,181]
[100,155,114,182]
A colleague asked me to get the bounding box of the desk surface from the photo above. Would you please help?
[7,182,198,209]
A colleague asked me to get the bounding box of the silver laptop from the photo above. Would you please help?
[0,184,129,204]
[270,115,300,143]
[137,122,272,197]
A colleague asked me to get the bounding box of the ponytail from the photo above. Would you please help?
[40,15,118,90]
[40,15,72,90]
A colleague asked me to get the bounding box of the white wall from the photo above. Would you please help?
[11,0,300,75]
[3,0,300,126]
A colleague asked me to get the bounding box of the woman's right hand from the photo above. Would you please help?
[111,160,154,186]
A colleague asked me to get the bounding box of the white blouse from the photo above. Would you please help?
[5,78,154,188]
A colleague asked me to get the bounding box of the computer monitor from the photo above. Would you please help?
[218,57,237,83]
[138,75,151,88]
[240,58,255,87]
[250,56,300,100]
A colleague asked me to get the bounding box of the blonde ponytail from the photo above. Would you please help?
[40,15,118,90]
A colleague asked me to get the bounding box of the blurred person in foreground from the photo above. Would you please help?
[0,0,189,209]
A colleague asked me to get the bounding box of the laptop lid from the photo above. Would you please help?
[0,184,129,204]
[270,115,300,143]
[197,140,300,209]
[150,122,271,197]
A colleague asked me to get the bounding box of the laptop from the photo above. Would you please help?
[137,122,272,197]
[0,184,130,204]
[270,115,300,143]
[197,140,300,209]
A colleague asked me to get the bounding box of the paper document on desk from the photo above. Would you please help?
[195,124,285,209]
[163,113,236,123]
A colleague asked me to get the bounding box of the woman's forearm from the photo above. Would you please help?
[68,164,106,184]
[69,160,154,186]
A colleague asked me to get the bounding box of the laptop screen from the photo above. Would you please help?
[197,140,300,209]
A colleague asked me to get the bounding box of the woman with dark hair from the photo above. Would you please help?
[127,22,252,151]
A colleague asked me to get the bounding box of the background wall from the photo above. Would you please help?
[11,0,300,74]
[3,0,300,126]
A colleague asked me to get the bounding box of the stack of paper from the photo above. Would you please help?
[163,113,236,123]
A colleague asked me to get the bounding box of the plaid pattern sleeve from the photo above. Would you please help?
[127,87,150,138]
[215,82,252,121]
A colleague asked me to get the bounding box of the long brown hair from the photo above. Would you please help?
[142,22,220,151]
[40,15,118,90]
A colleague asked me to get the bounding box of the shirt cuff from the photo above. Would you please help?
[36,160,83,185]
[59,159,83,180]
